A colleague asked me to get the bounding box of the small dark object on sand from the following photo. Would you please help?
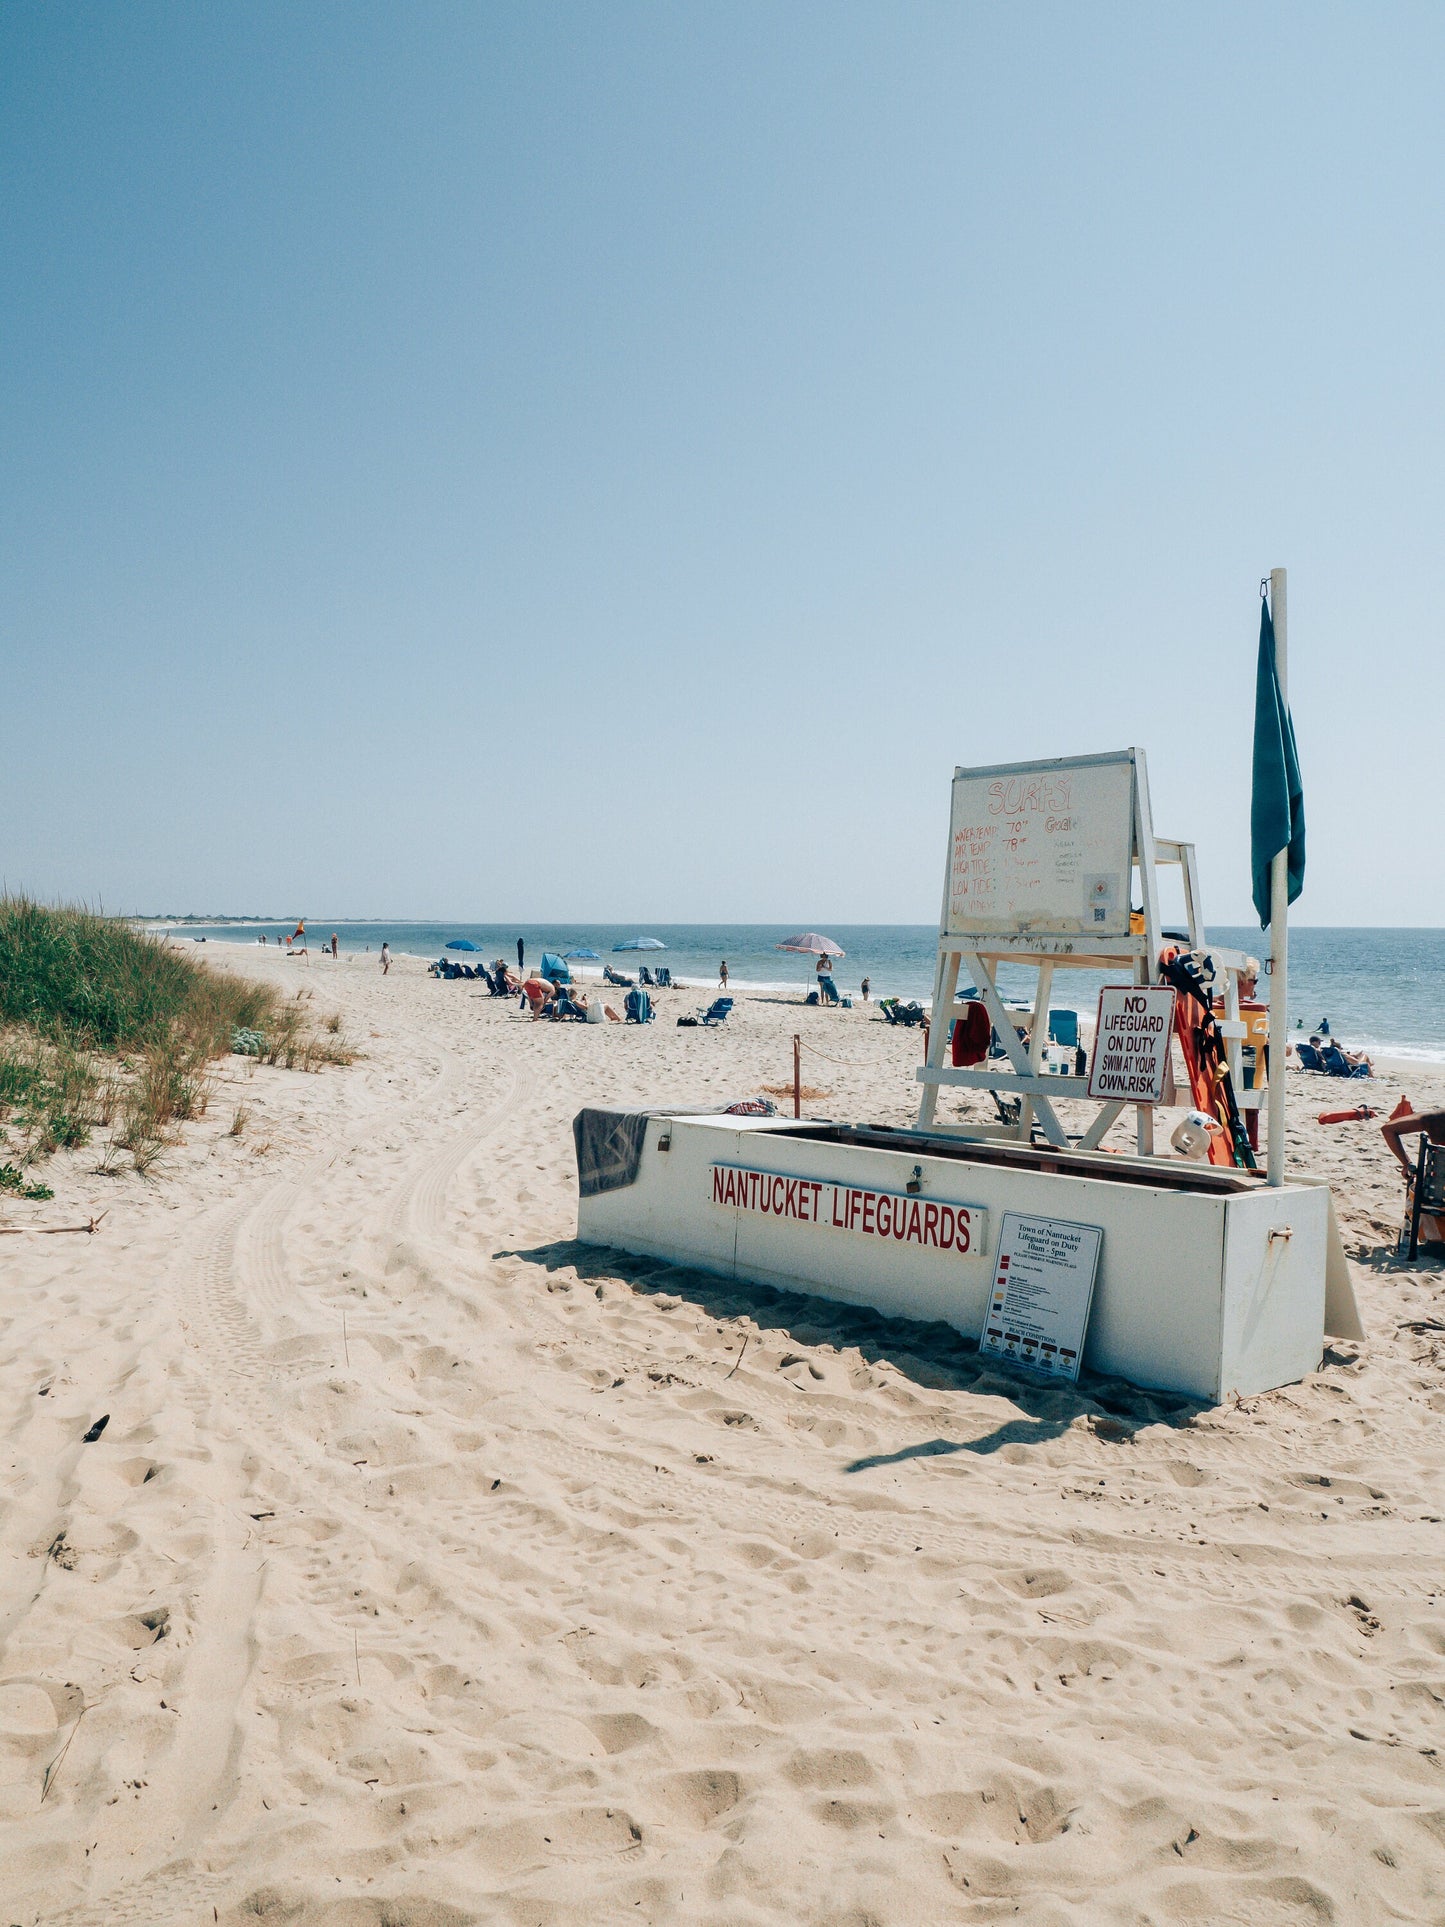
[82,1414,109,1442]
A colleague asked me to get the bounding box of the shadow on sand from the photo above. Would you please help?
[499,1236,1204,1440]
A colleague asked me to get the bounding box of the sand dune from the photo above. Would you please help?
[2,947,1443,1925]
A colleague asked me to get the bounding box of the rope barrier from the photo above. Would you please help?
[796,1037,912,1072]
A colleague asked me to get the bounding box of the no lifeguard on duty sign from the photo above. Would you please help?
[1087,985,1177,1104]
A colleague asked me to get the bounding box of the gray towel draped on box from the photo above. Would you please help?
[573,1108,656,1197]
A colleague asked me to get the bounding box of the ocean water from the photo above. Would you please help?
[152,921,1445,1064]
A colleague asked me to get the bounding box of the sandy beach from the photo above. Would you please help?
[3,942,1443,1926]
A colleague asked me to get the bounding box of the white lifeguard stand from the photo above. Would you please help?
[916,748,1261,1155]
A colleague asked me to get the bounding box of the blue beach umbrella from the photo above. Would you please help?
[445,939,479,951]
[613,937,666,951]
[566,948,601,960]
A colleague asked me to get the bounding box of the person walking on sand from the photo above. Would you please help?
[719,960,729,990]
[380,941,391,975]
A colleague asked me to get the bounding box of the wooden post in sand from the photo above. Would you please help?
[1267,566,1289,1188]
[792,1035,801,1119]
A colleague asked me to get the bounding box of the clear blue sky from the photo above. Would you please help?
[2,3,1440,925]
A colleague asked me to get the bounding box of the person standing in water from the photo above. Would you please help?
[380,941,391,975]
[719,960,729,989]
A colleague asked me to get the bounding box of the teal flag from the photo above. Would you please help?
[1251,593,1305,927]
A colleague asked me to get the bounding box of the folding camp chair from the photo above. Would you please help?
[1296,1043,1325,1072]
[1404,1137,1445,1262]
[654,967,672,988]
[624,989,653,1024]
[700,997,733,1026]
[1322,1044,1370,1079]
[1048,1009,1080,1050]
[638,966,655,987]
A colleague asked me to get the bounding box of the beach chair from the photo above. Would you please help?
[1322,1043,1371,1079]
[638,965,655,987]
[624,988,653,1024]
[1296,1043,1325,1072]
[605,965,634,988]
[1404,1137,1445,1261]
[654,967,672,988]
[1048,1009,1080,1050]
[700,997,733,1026]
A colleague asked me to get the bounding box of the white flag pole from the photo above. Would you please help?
[1267,567,1289,1187]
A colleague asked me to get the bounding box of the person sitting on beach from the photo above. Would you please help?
[551,988,587,1020]
[1382,1101,1445,1241]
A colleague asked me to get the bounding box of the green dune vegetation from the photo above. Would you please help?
[0,897,351,1193]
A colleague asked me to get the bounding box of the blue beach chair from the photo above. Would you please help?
[700,997,733,1026]
[624,989,654,1024]
[1322,1043,1371,1079]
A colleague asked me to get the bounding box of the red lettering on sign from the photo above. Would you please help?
[711,1166,979,1261]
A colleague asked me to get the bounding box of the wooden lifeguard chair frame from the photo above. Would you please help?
[915,747,1255,1155]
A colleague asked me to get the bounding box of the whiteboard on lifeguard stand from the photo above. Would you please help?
[918,748,1166,1153]
[947,755,1136,942]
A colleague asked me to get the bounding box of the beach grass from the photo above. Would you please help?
[0,896,352,1177]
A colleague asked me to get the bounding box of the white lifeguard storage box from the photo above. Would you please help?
[574,1112,1336,1404]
